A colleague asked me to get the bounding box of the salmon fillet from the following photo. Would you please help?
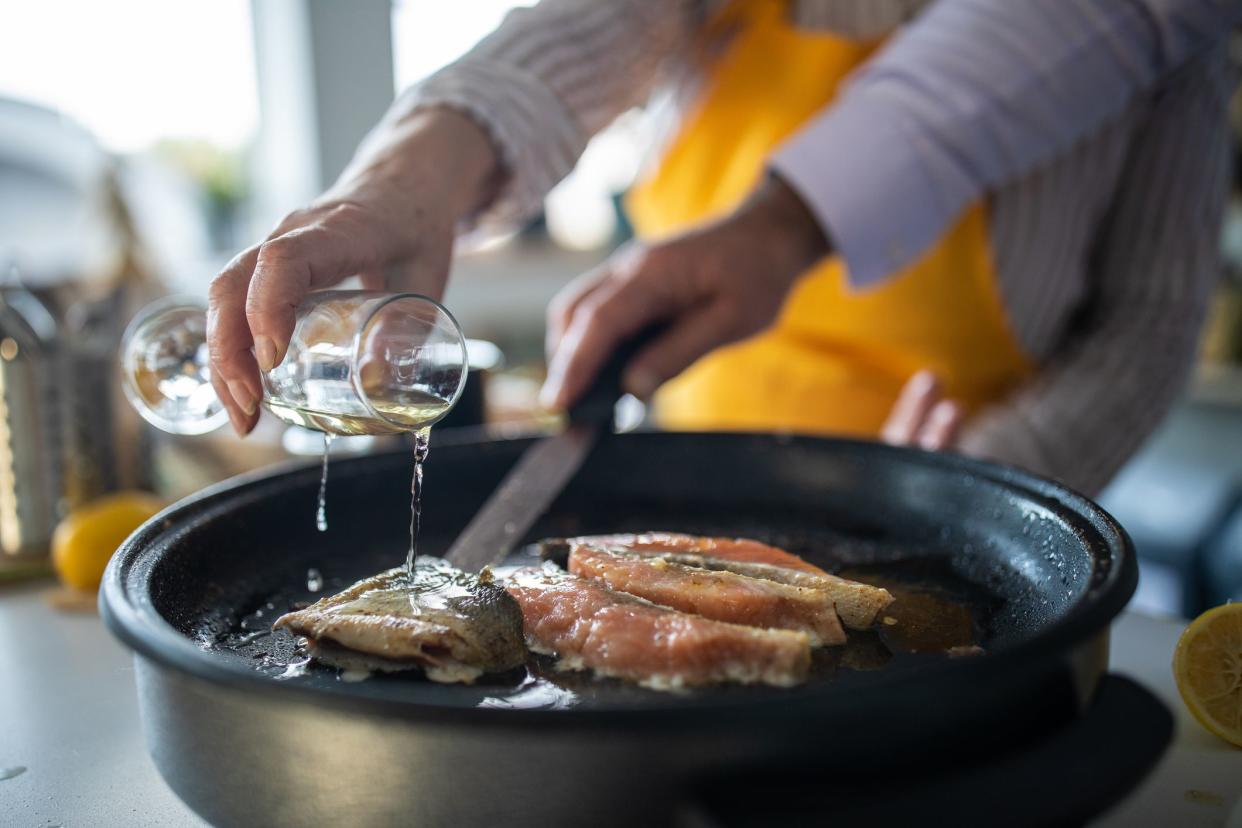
[575,533,825,573]
[568,547,846,647]
[504,565,811,690]
[547,533,893,630]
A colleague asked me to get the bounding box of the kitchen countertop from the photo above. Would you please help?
[1,583,206,828]
[1,582,1239,827]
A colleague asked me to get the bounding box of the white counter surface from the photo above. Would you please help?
[1,583,1239,827]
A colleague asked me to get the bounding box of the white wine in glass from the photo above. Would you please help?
[121,291,468,437]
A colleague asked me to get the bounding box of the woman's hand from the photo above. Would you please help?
[207,107,498,436]
[540,175,831,409]
[881,370,964,450]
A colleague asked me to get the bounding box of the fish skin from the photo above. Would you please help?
[273,558,527,683]
[505,565,812,690]
[542,533,893,630]
[568,547,847,647]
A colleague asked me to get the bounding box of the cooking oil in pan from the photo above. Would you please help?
[276,654,312,681]
[836,567,986,659]
[479,672,579,710]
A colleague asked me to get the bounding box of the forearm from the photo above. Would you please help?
[958,311,1208,495]
[335,108,501,226]
[770,0,1240,287]
[734,173,834,277]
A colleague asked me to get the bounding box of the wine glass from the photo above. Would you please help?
[120,290,468,436]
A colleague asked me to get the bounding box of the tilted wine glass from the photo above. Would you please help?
[120,290,468,436]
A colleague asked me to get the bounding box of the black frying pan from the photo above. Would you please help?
[102,431,1136,827]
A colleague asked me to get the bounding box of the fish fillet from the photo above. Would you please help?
[568,547,846,647]
[505,565,811,690]
[273,558,527,684]
[545,533,893,630]
[569,533,825,573]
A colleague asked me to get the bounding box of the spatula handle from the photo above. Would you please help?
[567,323,666,427]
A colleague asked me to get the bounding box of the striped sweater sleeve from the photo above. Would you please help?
[956,48,1235,495]
[770,0,1241,287]
[387,0,700,226]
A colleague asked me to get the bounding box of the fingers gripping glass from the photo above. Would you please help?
[121,291,468,436]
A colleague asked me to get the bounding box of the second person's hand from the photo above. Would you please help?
[206,107,498,436]
[880,370,965,450]
[540,175,831,411]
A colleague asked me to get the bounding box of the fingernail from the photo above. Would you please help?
[254,336,277,372]
[228,408,247,439]
[626,368,660,401]
[228,380,257,416]
[539,357,565,410]
[538,378,562,411]
[911,370,938,395]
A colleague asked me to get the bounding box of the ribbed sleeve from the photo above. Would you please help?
[769,0,1240,287]
[958,48,1235,495]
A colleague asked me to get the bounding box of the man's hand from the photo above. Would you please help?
[881,370,964,450]
[540,175,830,409]
[206,108,497,436]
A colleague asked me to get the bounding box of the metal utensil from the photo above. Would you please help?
[444,330,653,572]
[0,279,157,568]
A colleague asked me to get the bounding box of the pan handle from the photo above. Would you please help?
[567,323,667,427]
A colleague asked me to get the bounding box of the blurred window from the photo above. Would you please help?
[1,1,260,282]
[0,0,258,155]
[391,0,646,252]
[392,1,536,90]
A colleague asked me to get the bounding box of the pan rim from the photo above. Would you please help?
[100,431,1136,730]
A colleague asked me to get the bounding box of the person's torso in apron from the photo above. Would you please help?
[625,0,1032,437]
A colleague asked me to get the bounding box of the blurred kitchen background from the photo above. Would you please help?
[1,0,1241,616]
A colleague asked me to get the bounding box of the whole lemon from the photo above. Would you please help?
[51,491,164,591]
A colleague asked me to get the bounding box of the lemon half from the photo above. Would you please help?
[1173,602,1242,748]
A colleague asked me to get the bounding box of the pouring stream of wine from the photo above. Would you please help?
[406,428,431,580]
[316,433,333,532]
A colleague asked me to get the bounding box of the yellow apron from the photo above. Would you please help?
[627,0,1032,437]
